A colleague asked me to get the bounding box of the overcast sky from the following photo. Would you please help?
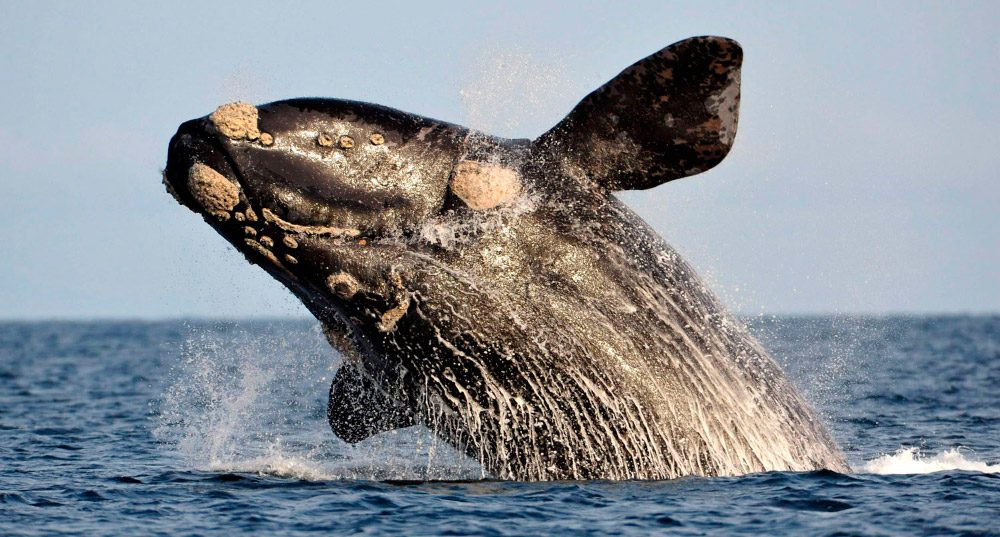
[1,1,997,319]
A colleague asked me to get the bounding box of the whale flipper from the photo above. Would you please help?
[537,36,742,191]
[327,362,416,443]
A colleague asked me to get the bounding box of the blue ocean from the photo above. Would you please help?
[1,316,997,535]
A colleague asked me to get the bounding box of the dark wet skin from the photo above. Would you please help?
[163,37,849,480]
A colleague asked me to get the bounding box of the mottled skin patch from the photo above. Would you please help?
[163,36,848,481]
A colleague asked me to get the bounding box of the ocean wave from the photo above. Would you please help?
[863,447,999,475]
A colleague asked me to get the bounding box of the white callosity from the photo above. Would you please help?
[326,272,359,299]
[187,163,239,220]
[262,208,360,238]
[209,102,261,141]
[450,160,523,210]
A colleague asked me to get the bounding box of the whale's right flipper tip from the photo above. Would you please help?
[537,36,742,191]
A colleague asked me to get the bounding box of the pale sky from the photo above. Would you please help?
[1,1,997,319]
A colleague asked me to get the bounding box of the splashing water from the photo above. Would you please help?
[155,319,999,481]
[205,440,338,481]
[154,321,480,480]
[864,447,999,475]
[215,62,274,107]
[459,47,571,138]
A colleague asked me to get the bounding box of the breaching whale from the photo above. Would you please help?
[163,36,849,480]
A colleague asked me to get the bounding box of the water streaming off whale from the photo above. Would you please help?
[155,321,482,480]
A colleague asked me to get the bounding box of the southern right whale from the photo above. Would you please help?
[163,36,850,480]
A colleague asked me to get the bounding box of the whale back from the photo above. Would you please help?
[344,37,847,479]
[317,37,847,479]
[363,191,849,479]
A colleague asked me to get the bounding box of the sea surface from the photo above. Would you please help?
[0,316,997,536]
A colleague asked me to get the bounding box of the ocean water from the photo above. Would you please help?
[0,316,997,536]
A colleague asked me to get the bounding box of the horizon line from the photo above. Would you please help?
[2,311,997,323]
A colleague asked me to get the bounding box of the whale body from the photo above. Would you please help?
[163,36,849,480]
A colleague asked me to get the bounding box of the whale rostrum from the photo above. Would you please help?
[163,36,849,480]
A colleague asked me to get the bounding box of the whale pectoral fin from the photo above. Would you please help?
[327,362,416,443]
[536,36,741,191]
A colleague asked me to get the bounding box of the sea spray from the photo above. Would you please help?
[154,320,480,480]
[744,315,891,428]
[459,46,572,139]
[865,447,999,475]
[154,322,329,468]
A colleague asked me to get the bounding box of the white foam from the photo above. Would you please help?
[200,433,482,482]
[208,450,338,481]
[863,447,999,475]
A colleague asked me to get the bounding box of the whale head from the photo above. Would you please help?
[163,99,497,332]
